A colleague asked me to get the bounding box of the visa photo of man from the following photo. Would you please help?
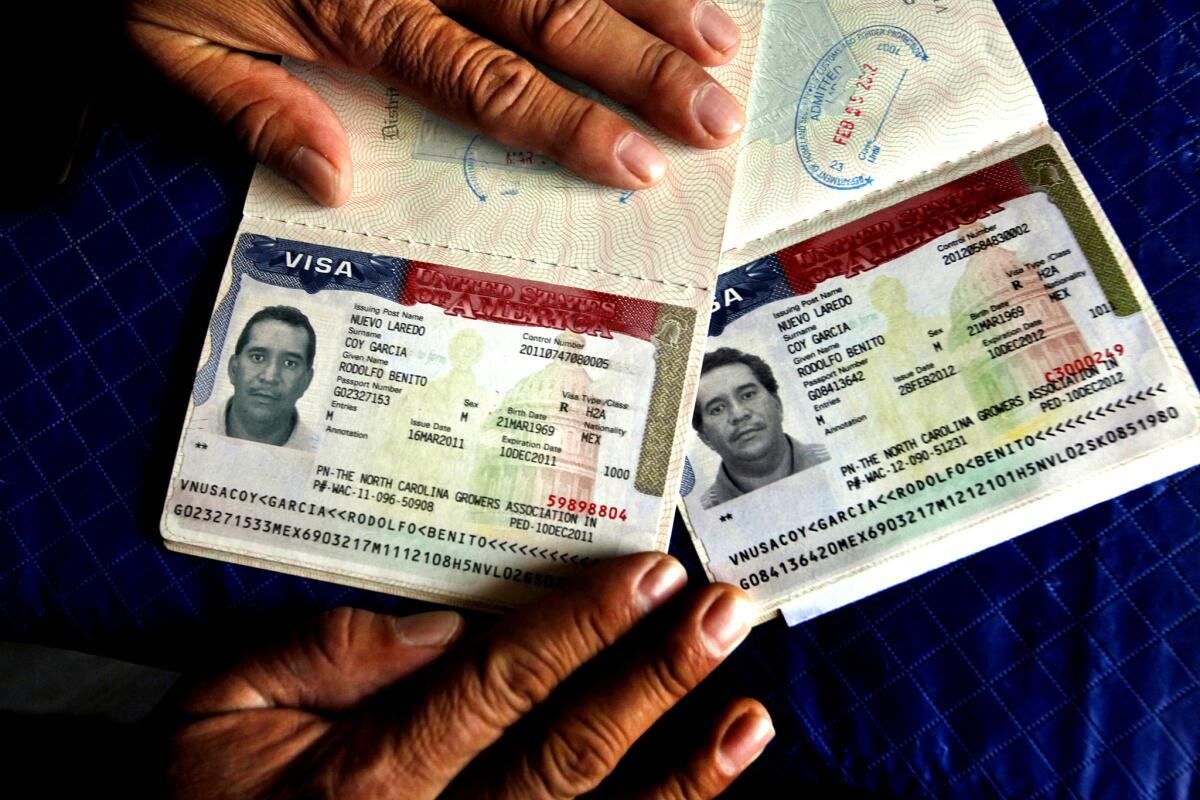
[194,305,319,451]
[693,347,830,509]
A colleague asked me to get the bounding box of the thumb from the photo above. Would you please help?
[180,608,465,715]
[129,22,352,207]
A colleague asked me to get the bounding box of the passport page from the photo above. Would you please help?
[243,0,762,291]
[724,0,1045,258]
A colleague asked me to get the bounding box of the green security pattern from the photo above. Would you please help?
[1013,145,1141,317]
[636,305,698,497]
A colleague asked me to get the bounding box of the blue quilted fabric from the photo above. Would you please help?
[1,1,1197,797]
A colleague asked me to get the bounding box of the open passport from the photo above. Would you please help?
[161,0,1200,623]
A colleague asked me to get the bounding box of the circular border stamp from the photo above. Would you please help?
[794,25,928,191]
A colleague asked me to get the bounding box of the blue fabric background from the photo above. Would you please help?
[1,1,1197,796]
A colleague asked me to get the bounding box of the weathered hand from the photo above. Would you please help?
[167,553,771,799]
[125,0,745,206]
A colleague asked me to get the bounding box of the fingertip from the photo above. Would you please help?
[287,145,352,207]
[615,131,668,186]
[698,586,754,657]
[692,83,745,144]
[391,609,465,648]
[716,703,774,776]
[625,698,772,798]
[694,0,741,64]
[635,553,688,612]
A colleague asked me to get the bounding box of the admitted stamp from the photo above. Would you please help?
[162,234,694,609]
[681,142,1200,620]
[794,24,928,191]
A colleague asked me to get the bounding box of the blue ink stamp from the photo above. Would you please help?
[462,134,488,202]
[794,25,928,191]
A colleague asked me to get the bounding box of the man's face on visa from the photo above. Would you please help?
[696,362,785,466]
[228,319,313,426]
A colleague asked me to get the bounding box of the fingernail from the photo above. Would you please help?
[616,132,667,183]
[717,711,774,775]
[636,557,687,612]
[695,1,739,53]
[287,145,345,207]
[393,610,463,647]
[700,591,752,656]
[693,83,745,139]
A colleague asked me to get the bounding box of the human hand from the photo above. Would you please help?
[168,553,772,798]
[125,0,745,206]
